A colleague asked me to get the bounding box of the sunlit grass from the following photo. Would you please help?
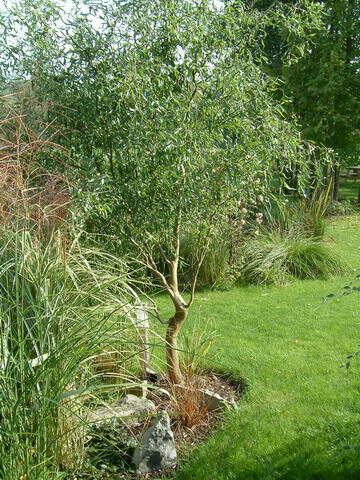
[151,216,360,480]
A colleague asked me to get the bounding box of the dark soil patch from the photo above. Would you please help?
[117,370,245,478]
[149,371,244,444]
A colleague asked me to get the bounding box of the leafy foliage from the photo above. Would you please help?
[251,0,360,158]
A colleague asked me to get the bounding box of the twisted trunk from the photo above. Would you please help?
[166,305,188,384]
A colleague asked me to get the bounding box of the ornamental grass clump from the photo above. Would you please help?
[0,94,146,478]
[239,231,346,285]
[0,228,139,479]
[178,229,230,290]
[170,374,209,429]
[263,185,333,240]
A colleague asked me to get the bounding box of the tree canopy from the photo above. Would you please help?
[0,0,338,382]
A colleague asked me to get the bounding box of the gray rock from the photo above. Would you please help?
[132,412,177,473]
[199,388,235,411]
[88,394,156,428]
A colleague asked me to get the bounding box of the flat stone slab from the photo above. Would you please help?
[199,388,236,411]
[88,394,156,428]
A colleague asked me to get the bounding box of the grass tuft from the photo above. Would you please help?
[239,231,346,285]
[0,229,139,479]
[178,230,229,289]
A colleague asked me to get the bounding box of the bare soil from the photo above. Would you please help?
[118,370,245,478]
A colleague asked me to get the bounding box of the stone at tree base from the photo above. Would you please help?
[199,388,236,411]
[88,394,156,428]
[132,412,177,474]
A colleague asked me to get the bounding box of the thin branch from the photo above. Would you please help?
[157,242,171,266]
[186,225,213,308]
[147,233,171,266]
[128,236,174,298]
[188,69,198,105]
[169,202,181,292]
[141,294,169,325]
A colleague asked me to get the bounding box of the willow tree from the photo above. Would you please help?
[1,0,320,384]
[75,0,317,383]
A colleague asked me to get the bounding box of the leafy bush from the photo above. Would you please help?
[239,231,346,285]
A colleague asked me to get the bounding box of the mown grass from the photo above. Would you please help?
[339,179,360,203]
[151,216,360,480]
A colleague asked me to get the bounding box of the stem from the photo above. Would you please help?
[166,307,187,384]
[108,144,115,180]
[169,204,181,292]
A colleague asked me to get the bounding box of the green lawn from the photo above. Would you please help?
[339,178,360,203]
[151,216,360,480]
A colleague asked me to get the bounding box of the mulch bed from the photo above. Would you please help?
[149,371,244,444]
[117,370,245,478]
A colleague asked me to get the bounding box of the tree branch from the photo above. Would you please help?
[141,293,169,325]
[186,225,213,308]
[128,236,175,298]
[169,202,181,292]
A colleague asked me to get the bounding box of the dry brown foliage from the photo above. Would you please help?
[170,374,209,429]
[0,92,70,232]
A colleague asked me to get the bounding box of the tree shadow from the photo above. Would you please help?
[176,419,360,480]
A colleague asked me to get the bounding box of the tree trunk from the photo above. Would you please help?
[165,308,188,384]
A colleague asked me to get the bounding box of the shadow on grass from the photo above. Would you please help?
[176,420,360,480]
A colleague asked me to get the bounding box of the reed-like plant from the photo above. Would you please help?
[263,183,333,240]
[179,319,219,376]
[0,93,148,478]
[239,231,346,285]
[0,228,140,479]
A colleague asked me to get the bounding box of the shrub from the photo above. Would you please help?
[239,231,346,285]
